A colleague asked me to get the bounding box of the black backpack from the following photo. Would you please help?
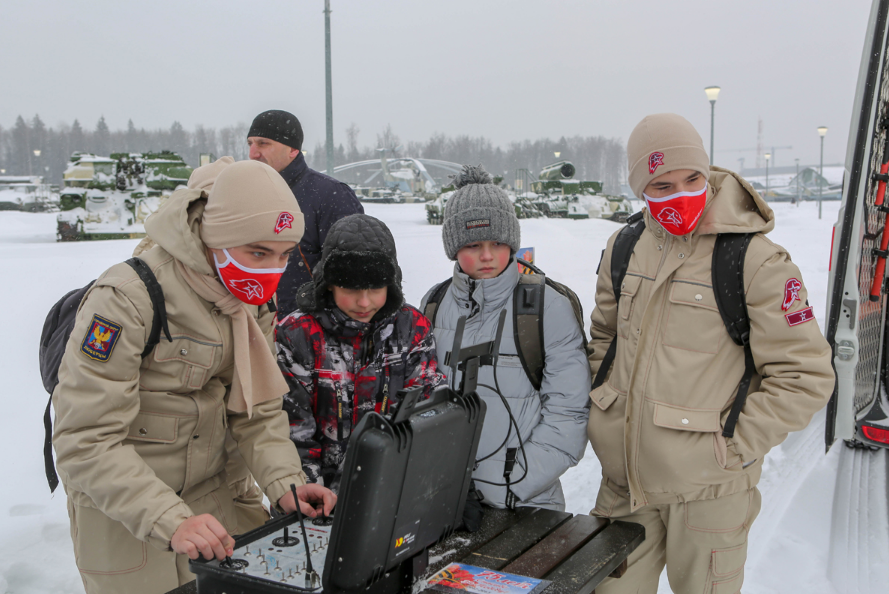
[592,211,755,439]
[39,257,171,492]
[423,260,587,392]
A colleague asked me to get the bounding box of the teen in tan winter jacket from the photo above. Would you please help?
[52,159,335,594]
[587,114,834,594]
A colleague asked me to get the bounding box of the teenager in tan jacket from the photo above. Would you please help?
[52,159,335,594]
[587,114,834,593]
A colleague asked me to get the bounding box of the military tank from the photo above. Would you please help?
[425,186,542,225]
[530,161,633,222]
[57,151,192,241]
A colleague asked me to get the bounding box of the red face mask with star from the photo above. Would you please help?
[213,248,286,306]
[642,184,707,236]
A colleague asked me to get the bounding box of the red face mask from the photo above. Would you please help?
[213,249,286,306]
[643,184,707,236]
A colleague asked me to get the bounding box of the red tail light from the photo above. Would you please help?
[861,424,889,444]
[829,227,835,272]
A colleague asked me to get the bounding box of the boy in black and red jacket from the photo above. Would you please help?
[275,214,445,493]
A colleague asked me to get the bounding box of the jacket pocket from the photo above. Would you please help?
[662,281,724,354]
[617,274,643,339]
[588,383,628,486]
[154,336,219,390]
[642,401,733,493]
[127,411,178,443]
[71,503,148,574]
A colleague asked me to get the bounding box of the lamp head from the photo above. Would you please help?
[704,86,721,102]
[818,126,828,137]
[33,149,41,157]
[765,153,771,162]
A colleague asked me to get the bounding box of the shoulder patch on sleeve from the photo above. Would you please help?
[80,314,124,362]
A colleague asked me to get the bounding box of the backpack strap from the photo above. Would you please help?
[125,257,172,356]
[423,279,453,327]
[513,273,546,391]
[592,212,646,390]
[711,234,755,439]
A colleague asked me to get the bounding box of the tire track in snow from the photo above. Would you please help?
[827,445,889,594]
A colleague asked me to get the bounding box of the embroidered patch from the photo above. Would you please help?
[785,306,815,327]
[782,278,802,311]
[80,314,123,362]
[466,219,491,229]
[275,211,294,234]
[649,152,665,174]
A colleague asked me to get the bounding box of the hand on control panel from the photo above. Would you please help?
[171,514,235,561]
[278,483,337,518]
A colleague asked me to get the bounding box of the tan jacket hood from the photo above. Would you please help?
[143,187,214,276]
[644,166,775,237]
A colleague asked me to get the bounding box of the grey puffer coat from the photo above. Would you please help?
[421,259,591,510]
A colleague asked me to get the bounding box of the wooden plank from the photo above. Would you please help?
[542,521,645,594]
[426,507,534,576]
[502,515,608,578]
[468,509,572,570]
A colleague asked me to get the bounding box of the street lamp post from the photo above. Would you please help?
[764,152,771,198]
[33,149,41,178]
[704,86,721,166]
[818,126,828,219]
[324,0,335,176]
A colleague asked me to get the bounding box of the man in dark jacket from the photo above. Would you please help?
[248,109,364,315]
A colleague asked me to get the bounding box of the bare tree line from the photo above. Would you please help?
[0,116,626,193]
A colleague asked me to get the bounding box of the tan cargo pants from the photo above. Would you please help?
[592,483,761,594]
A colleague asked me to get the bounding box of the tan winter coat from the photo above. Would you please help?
[52,187,306,553]
[587,167,834,512]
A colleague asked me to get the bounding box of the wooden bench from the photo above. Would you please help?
[166,507,643,594]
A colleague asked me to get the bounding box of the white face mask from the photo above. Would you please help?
[213,248,287,306]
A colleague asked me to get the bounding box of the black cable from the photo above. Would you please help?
[473,382,511,463]
[470,358,529,488]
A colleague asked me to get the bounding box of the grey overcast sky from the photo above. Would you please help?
[1,0,874,168]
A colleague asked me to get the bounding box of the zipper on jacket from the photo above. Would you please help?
[335,381,344,441]
[379,369,390,415]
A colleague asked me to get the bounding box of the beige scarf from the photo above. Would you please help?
[176,260,288,418]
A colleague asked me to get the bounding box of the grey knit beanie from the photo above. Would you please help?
[441,165,520,260]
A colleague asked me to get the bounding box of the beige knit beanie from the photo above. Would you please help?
[627,113,710,199]
[201,160,304,248]
[187,156,235,192]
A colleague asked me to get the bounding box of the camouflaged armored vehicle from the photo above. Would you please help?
[57,151,192,241]
[531,161,633,222]
[425,176,542,225]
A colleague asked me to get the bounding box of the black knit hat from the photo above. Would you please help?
[248,110,304,151]
[295,214,404,320]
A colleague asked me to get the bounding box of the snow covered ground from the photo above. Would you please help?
[0,200,884,593]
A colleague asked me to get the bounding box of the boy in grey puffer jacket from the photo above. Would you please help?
[421,165,590,511]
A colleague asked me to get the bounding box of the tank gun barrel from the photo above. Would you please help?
[538,161,576,181]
